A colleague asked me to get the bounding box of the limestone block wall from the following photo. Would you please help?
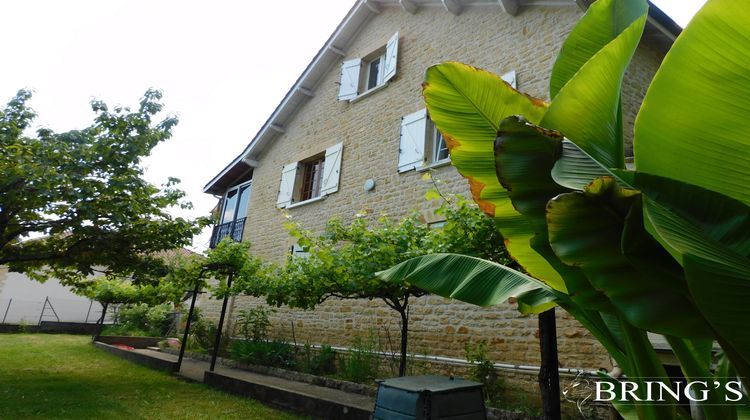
[204,2,665,379]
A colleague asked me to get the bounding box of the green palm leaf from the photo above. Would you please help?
[542,1,647,169]
[634,0,750,206]
[423,62,568,291]
[376,253,556,314]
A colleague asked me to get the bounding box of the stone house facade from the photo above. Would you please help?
[203,0,679,404]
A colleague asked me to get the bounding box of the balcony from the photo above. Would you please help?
[209,217,246,249]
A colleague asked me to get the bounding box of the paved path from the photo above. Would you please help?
[132,348,374,416]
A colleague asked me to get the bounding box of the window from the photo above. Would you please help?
[431,124,450,163]
[221,181,252,225]
[211,181,251,248]
[337,32,399,101]
[298,155,325,202]
[397,109,450,172]
[364,53,385,91]
[277,142,343,208]
[398,69,515,173]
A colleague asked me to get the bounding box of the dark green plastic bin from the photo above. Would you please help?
[373,375,486,420]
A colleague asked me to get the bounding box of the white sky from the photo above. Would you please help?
[0,0,705,251]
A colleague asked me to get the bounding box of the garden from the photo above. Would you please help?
[2,0,749,418]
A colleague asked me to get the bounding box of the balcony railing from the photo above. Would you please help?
[209,217,246,249]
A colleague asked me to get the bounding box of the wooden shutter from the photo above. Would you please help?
[290,243,310,259]
[398,109,427,172]
[501,70,517,89]
[338,58,361,101]
[321,142,343,196]
[276,162,298,208]
[383,32,399,83]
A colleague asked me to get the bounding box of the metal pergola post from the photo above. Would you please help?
[210,272,234,372]
[176,279,202,372]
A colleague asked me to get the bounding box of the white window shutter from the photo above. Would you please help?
[321,142,343,196]
[398,109,427,173]
[276,162,298,208]
[338,58,361,101]
[501,70,517,89]
[290,243,310,259]
[383,32,399,83]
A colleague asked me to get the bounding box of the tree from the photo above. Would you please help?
[0,89,208,285]
[380,0,750,418]
[235,195,510,377]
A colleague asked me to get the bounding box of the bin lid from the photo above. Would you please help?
[378,375,483,393]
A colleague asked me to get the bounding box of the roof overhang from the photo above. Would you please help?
[203,0,681,195]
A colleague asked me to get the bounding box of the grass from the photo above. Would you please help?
[0,334,305,419]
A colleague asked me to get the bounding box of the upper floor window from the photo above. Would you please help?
[398,109,450,172]
[432,125,449,163]
[211,180,251,248]
[337,32,399,101]
[299,154,325,202]
[221,181,252,224]
[397,71,516,173]
[276,143,344,208]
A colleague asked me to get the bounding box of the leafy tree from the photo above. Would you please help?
[235,195,510,377]
[380,0,750,418]
[0,89,208,285]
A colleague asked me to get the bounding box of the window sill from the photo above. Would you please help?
[349,82,389,103]
[286,195,327,209]
[416,159,452,172]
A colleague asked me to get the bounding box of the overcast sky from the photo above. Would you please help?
[1,0,705,251]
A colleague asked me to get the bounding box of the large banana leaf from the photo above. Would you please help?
[551,140,615,191]
[376,253,631,368]
[682,254,750,387]
[423,62,568,291]
[549,0,649,99]
[376,253,556,313]
[494,117,610,309]
[546,177,712,338]
[542,1,647,169]
[634,0,750,206]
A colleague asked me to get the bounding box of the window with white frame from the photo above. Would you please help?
[276,142,343,208]
[337,32,399,101]
[397,71,515,173]
[397,109,450,172]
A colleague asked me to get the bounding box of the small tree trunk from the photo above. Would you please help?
[398,308,409,377]
[538,308,561,419]
[93,302,109,342]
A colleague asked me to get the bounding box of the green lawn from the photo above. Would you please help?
[0,334,304,419]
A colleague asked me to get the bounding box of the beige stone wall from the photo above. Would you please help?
[206,3,665,380]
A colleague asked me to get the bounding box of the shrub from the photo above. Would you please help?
[109,303,173,337]
[465,340,503,407]
[339,335,380,383]
[230,339,297,369]
[300,344,337,375]
[233,306,273,341]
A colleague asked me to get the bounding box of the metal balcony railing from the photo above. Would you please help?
[209,217,246,249]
